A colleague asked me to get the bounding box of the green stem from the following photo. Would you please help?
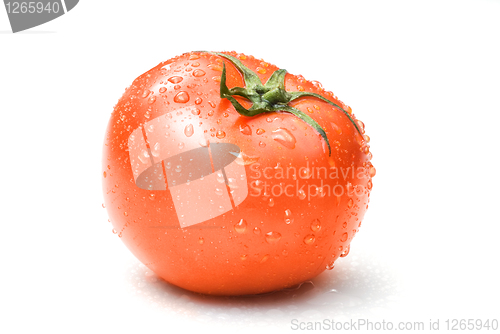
[206,52,363,156]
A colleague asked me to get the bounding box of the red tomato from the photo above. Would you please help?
[102,51,375,295]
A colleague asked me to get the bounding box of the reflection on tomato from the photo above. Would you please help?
[102,51,375,295]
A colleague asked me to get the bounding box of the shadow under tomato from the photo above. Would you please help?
[124,248,400,325]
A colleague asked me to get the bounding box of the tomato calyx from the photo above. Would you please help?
[207,52,362,157]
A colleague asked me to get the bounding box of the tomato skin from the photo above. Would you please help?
[102,51,374,295]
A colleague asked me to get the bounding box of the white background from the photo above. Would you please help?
[1,0,499,333]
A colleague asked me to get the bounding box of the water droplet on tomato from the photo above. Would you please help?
[150,142,160,157]
[330,122,342,135]
[268,198,275,207]
[234,219,247,233]
[160,63,171,73]
[299,168,311,179]
[208,63,223,71]
[216,171,225,183]
[340,244,350,257]
[168,76,183,84]
[256,128,265,135]
[103,171,107,178]
[341,232,348,242]
[259,141,266,148]
[159,87,167,93]
[265,231,282,243]
[284,209,293,224]
[298,189,306,200]
[369,166,376,177]
[347,198,353,208]
[148,95,156,104]
[367,180,373,190]
[239,124,252,135]
[192,69,206,77]
[311,80,323,89]
[271,128,296,149]
[195,97,203,105]
[198,237,204,245]
[184,124,194,137]
[138,150,150,164]
[303,234,315,245]
[355,131,365,147]
[231,151,260,165]
[178,142,185,149]
[216,130,226,139]
[215,188,224,196]
[252,180,264,192]
[326,262,335,270]
[310,219,321,232]
[112,229,117,234]
[260,254,270,263]
[356,120,365,134]
[174,91,190,103]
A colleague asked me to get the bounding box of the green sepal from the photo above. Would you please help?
[288,91,361,134]
[220,63,264,117]
[278,105,332,156]
[207,51,363,156]
[211,52,264,93]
